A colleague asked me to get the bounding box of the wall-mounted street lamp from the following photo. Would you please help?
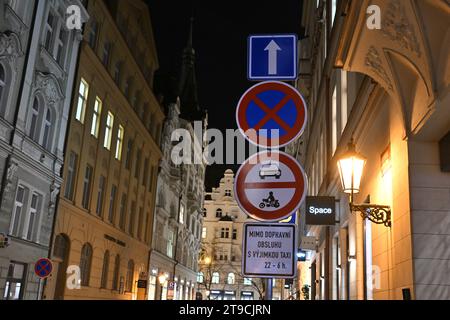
[337,139,391,227]
[158,273,168,300]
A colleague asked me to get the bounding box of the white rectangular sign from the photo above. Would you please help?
[300,236,316,251]
[242,223,297,278]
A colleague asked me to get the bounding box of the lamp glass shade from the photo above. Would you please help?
[337,147,366,194]
[158,274,167,285]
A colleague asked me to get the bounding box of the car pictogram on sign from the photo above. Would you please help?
[234,150,308,222]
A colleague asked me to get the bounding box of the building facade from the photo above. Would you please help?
[149,20,207,300]
[198,169,264,300]
[43,0,164,300]
[0,0,88,300]
[294,0,449,300]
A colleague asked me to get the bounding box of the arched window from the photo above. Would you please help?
[112,255,120,291]
[212,272,220,284]
[29,98,40,141]
[79,243,93,286]
[227,273,235,285]
[100,250,110,289]
[53,234,70,300]
[53,234,70,260]
[215,208,222,218]
[42,108,52,150]
[125,260,134,292]
[197,272,204,283]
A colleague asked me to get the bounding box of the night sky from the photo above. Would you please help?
[146,0,303,191]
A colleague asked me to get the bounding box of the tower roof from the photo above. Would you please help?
[177,17,203,121]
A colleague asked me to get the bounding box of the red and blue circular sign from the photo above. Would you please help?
[236,81,307,148]
[35,258,53,279]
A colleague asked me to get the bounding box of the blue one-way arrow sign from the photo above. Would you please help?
[248,34,298,81]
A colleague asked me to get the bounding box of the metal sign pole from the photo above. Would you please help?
[265,278,273,300]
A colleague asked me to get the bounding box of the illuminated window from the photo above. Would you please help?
[244,278,252,285]
[104,111,114,150]
[76,79,89,123]
[227,273,235,285]
[115,125,124,160]
[331,0,337,25]
[341,71,348,133]
[197,272,204,283]
[212,272,219,284]
[179,205,185,224]
[331,86,337,155]
[201,227,207,239]
[91,97,102,138]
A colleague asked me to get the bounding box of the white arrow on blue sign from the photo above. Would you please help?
[248,34,298,81]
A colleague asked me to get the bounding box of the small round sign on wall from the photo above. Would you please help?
[34,258,53,279]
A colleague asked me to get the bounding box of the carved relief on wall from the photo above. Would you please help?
[365,46,394,91]
[34,72,64,106]
[382,0,421,57]
[0,31,23,63]
[4,159,18,194]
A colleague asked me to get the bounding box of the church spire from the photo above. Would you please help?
[177,16,202,121]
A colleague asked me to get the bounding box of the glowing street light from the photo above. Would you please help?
[337,138,391,227]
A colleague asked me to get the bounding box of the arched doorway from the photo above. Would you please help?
[52,234,70,300]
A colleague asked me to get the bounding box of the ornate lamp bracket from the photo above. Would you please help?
[350,203,391,228]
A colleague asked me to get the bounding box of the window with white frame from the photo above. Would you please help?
[91,97,102,138]
[44,11,56,52]
[25,192,41,241]
[76,79,89,123]
[104,111,114,150]
[29,98,40,142]
[10,185,27,236]
[115,125,124,161]
[42,108,52,150]
[197,272,204,283]
[212,272,220,284]
[54,26,68,66]
[227,273,235,285]
[167,229,174,258]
